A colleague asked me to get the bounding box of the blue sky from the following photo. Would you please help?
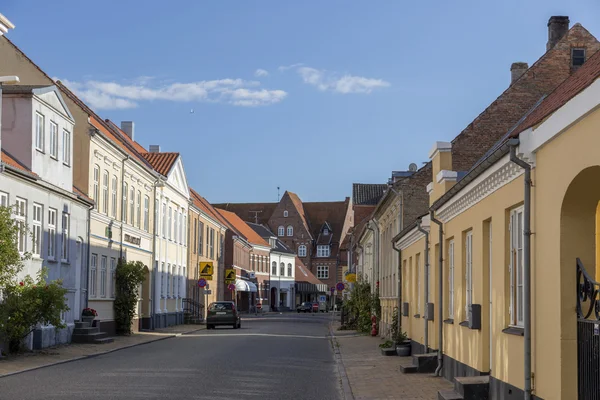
[4,1,600,203]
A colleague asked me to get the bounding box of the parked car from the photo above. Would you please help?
[207,301,241,329]
[296,302,313,313]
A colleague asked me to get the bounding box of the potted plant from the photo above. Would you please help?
[81,308,98,326]
[391,307,411,356]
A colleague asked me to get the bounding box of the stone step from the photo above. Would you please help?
[412,352,439,373]
[73,327,99,335]
[74,321,91,329]
[72,332,107,343]
[399,364,418,374]
[93,337,114,344]
[438,389,464,400]
[454,376,490,400]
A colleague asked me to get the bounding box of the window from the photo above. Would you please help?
[465,231,473,320]
[284,210,288,217]
[15,198,26,253]
[280,262,285,276]
[90,254,97,297]
[448,240,455,319]
[288,263,292,277]
[324,228,329,235]
[510,207,525,327]
[61,212,70,261]
[110,258,117,297]
[198,221,204,255]
[278,226,284,236]
[32,203,42,256]
[102,171,109,214]
[168,207,172,240]
[93,165,100,207]
[174,209,178,243]
[178,212,182,244]
[129,186,135,226]
[177,266,181,297]
[572,48,586,67]
[155,199,159,236]
[287,225,293,236]
[160,262,165,297]
[167,264,171,297]
[48,208,56,260]
[100,256,107,298]
[272,261,277,275]
[50,122,58,158]
[183,215,187,245]
[416,254,421,314]
[111,176,118,218]
[35,113,45,151]
[162,203,166,237]
[144,196,149,232]
[317,245,330,257]
[62,129,71,165]
[210,228,215,259]
[298,245,307,257]
[0,191,7,207]
[136,191,141,229]
[122,182,128,223]
[317,266,329,279]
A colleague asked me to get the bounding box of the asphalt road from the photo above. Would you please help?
[0,314,342,400]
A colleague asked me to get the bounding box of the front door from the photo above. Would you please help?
[577,258,600,400]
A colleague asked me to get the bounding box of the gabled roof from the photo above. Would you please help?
[104,120,148,155]
[210,202,277,225]
[217,209,269,247]
[1,149,37,177]
[2,84,75,122]
[295,257,326,286]
[190,188,232,230]
[142,152,179,177]
[247,222,276,239]
[304,200,349,245]
[286,191,312,238]
[352,183,387,206]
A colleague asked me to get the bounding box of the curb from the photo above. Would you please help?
[329,322,355,400]
[0,327,204,379]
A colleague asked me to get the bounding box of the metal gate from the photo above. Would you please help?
[576,258,600,400]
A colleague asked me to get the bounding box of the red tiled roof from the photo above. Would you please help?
[190,188,233,230]
[73,185,94,204]
[295,257,326,286]
[1,149,37,176]
[104,119,148,154]
[211,202,278,226]
[287,191,312,238]
[216,209,269,247]
[142,152,179,177]
[511,46,600,137]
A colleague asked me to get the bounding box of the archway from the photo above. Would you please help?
[560,166,600,399]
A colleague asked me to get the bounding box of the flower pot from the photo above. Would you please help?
[396,344,411,357]
[81,315,95,326]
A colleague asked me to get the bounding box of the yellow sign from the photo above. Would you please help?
[224,269,236,283]
[199,262,213,276]
[346,273,357,283]
[202,275,213,281]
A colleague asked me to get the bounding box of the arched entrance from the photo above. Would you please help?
[561,166,600,399]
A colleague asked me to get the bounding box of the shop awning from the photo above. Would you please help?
[236,279,257,293]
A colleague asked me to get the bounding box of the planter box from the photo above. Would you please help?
[396,345,411,357]
[381,347,397,356]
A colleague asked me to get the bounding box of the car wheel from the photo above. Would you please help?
[207,324,213,329]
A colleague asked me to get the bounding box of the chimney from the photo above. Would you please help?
[149,145,161,153]
[510,62,529,84]
[120,121,135,141]
[547,16,570,51]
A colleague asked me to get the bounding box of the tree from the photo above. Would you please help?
[0,206,24,287]
[113,260,145,335]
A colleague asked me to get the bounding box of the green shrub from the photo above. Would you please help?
[113,260,145,335]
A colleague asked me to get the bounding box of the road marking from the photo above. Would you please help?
[181,333,329,339]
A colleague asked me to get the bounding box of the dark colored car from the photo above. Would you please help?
[207,301,241,329]
[296,302,313,313]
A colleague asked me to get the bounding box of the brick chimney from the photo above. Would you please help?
[547,16,570,51]
[510,62,529,85]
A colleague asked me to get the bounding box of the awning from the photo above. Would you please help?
[235,279,257,293]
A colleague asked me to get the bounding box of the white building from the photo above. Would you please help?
[143,147,189,328]
[0,84,93,349]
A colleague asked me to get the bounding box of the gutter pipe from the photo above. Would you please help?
[508,138,532,400]
[430,210,444,376]
[392,241,402,341]
[417,218,429,353]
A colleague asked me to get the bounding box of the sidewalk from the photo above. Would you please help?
[331,325,452,400]
[0,324,205,378]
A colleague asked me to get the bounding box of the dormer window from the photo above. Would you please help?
[284,210,288,217]
[317,245,330,258]
[323,228,329,235]
[572,48,586,67]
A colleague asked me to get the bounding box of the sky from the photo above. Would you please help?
[3,1,600,203]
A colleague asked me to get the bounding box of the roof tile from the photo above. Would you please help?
[352,183,387,205]
[142,152,179,177]
[216,209,270,247]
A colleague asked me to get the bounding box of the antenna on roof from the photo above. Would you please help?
[249,211,262,224]
[277,186,280,202]
[409,163,418,172]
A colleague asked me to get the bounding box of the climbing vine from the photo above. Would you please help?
[113,260,145,335]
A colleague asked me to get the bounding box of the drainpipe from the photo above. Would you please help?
[85,202,93,309]
[508,138,532,400]
[367,219,380,291]
[150,178,160,329]
[430,210,444,376]
[119,156,129,261]
[417,218,429,353]
[392,241,402,342]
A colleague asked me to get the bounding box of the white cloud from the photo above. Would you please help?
[295,66,390,94]
[55,77,286,110]
[278,63,304,72]
[254,69,269,77]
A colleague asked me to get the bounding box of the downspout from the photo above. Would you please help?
[150,177,160,329]
[417,218,429,353]
[430,210,444,376]
[508,138,532,400]
[85,202,93,309]
[392,241,402,342]
[119,156,129,261]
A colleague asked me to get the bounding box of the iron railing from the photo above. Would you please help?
[182,298,203,323]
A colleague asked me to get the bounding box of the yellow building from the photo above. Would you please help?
[394,46,600,400]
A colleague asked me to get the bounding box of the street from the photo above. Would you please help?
[0,314,342,400]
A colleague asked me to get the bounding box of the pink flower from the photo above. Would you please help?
[19,282,24,286]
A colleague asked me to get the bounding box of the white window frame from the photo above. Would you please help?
[129,186,135,226]
[167,264,171,297]
[0,191,7,207]
[35,112,45,152]
[122,182,128,223]
[32,203,42,257]
[168,207,172,240]
[102,171,109,215]
[15,198,26,253]
[272,261,277,276]
[465,231,473,320]
[298,245,307,257]
[284,210,288,217]
[48,208,57,260]
[162,203,166,238]
[287,225,293,236]
[280,262,285,276]
[111,176,118,218]
[100,256,107,298]
[509,207,525,327]
[144,196,149,232]
[416,255,421,314]
[324,228,329,235]
[278,226,284,236]
[90,254,98,297]
[317,245,330,257]
[136,190,141,229]
[49,121,58,159]
[110,257,117,298]
[62,129,71,165]
[93,165,100,208]
[177,266,181,298]
[287,263,292,277]
[317,266,329,279]
[161,262,165,297]
[61,212,70,262]
[183,215,187,245]
[448,240,455,319]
